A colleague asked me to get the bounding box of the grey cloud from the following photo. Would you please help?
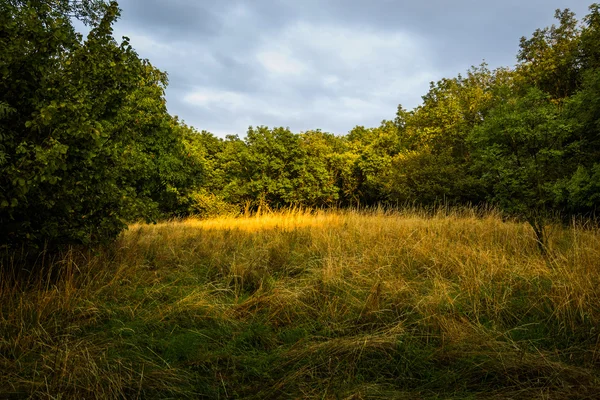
[110,0,594,137]
[117,0,221,38]
[269,0,591,69]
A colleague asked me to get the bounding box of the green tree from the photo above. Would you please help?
[517,8,581,99]
[220,127,305,208]
[297,130,340,207]
[217,127,341,209]
[0,0,195,249]
[344,121,400,206]
[580,4,600,69]
[469,88,574,251]
[113,95,204,219]
[555,68,600,215]
[384,65,508,206]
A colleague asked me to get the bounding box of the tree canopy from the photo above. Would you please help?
[2,1,600,256]
[0,0,202,249]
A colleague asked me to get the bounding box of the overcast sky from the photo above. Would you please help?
[110,0,592,137]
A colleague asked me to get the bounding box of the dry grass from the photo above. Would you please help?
[1,208,600,399]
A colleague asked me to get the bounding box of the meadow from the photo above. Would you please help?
[1,208,600,399]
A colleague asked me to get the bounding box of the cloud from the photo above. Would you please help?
[184,89,246,110]
[111,0,593,137]
[178,21,437,134]
[256,50,308,76]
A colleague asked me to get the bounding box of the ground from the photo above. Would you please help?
[1,208,599,399]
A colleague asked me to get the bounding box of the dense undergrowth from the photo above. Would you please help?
[1,208,600,399]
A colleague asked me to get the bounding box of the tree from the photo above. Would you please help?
[110,71,205,220]
[469,88,574,251]
[0,0,195,250]
[215,127,342,209]
[219,127,306,208]
[344,121,400,206]
[383,65,509,206]
[579,3,600,70]
[554,68,600,215]
[297,130,340,207]
[517,8,582,100]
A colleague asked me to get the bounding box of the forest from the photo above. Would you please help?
[1,1,599,252]
[1,1,600,399]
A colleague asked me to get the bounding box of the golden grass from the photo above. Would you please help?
[2,208,600,399]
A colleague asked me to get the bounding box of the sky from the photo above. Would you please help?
[108,0,593,137]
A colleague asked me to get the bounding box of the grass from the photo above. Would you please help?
[1,207,600,399]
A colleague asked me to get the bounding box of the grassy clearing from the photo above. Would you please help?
[1,208,600,399]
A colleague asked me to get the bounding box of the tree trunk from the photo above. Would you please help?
[527,217,547,256]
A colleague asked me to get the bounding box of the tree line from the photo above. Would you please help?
[1,0,599,252]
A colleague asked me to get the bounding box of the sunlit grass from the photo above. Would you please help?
[2,208,600,399]
[131,207,343,233]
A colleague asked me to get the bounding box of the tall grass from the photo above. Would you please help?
[1,208,599,399]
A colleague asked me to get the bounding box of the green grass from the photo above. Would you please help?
[1,208,600,399]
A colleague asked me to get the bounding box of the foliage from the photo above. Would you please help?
[382,64,510,206]
[517,8,582,99]
[4,0,600,255]
[343,121,400,205]
[462,4,600,246]
[0,0,200,249]
[555,68,600,215]
[469,88,574,247]
[217,126,338,209]
[186,190,239,218]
